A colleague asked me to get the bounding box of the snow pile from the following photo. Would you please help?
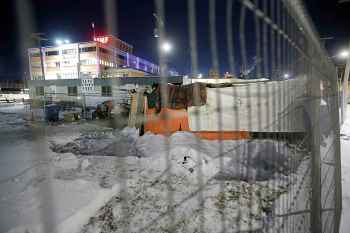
[47,129,307,233]
[50,128,140,157]
[215,141,302,181]
[51,130,303,183]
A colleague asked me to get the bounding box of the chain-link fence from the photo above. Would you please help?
[153,0,342,231]
[8,0,342,232]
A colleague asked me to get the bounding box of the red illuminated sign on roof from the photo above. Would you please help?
[94,36,109,44]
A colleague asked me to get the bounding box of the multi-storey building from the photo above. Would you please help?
[28,35,160,80]
[27,35,180,107]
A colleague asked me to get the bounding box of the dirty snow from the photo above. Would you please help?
[0,103,310,233]
[52,131,305,233]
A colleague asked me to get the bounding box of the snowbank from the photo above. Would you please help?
[48,129,306,233]
[52,129,303,182]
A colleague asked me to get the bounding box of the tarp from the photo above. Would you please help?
[144,108,190,135]
[143,107,250,140]
[146,83,207,112]
[188,79,306,132]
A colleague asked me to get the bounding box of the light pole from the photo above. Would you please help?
[153,13,163,39]
[331,47,350,123]
[153,13,174,76]
[338,0,350,114]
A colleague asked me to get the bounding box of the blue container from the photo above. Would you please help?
[45,104,60,122]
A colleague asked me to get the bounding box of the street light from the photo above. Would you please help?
[329,50,350,60]
[283,73,291,79]
[55,39,63,45]
[55,38,71,45]
[339,50,349,59]
[161,41,172,54]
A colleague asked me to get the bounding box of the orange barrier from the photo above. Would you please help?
[144,108,190,135]
[192,131,251,140]
[144,107,250,140]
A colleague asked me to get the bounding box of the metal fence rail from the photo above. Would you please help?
[11,0,342,233]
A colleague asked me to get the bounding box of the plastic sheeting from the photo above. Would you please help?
[188,79,306,132]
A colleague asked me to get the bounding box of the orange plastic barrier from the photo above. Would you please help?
[144,107,250,140]
[144,108,190,135]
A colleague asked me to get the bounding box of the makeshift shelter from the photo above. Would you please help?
[128,79,306,140]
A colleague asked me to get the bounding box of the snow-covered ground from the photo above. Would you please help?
[340,106,350,233]
[0,103,311,233]
[0,104,120,233]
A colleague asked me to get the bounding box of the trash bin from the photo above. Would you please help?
[45,104,60,122]
[83,107,96,120]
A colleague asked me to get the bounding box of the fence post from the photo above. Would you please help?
[330,74,343,233]
[342,41,350,121]
[308,56,322,233]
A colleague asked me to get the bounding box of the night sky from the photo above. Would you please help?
[0,0,350,80]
